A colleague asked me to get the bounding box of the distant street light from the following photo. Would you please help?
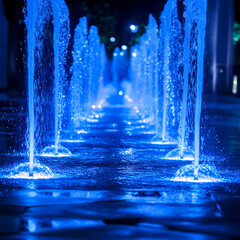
[132,52,137,57]
[130,25,138,33]
[121,45,127,50]
[110,37,116,42]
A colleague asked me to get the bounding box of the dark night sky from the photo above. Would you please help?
[2,0,240,57]
[3,0,168,57]
[2,0,240,90]
[235,0,240,23]
[66,0,168,56]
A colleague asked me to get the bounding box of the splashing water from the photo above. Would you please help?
[26,0,37,176]
[40,0,71,157]
[71,17,89,129]
[173,0,220,181]
[51,0,71,154]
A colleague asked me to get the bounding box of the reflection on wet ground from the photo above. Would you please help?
[0,95,240,239]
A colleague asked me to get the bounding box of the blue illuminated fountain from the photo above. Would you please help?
[87,26,101,119]
[98,43,107,104]
[173,0,220,181]
[8,0,220,182]
[129,38,144,116]
[164,0,194,160]
[9,0,73,178]
[71,17,89,131]
[136,34,150,122]
[130,6,181,142]
[112,47,120,93]
[112,46,129,97]
[151,0,182,145]
[129,0,220,181]
[9,0,55,178]
[145,15,158,127]
[129,15,159,131]
[70,21,106,133]
[41,0,71,157]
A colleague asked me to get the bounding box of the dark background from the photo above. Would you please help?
[3,0,240,54]
[1,0,240,95]
[2,0,169,56]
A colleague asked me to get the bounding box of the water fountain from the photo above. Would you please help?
[9,0,55,178]
[70,17,89,131]
[151,0,182,145]
[97,44,107,105]
[173,0,221,181]
[144,14,158,127]
[136,34,151,122]
[129,47,138,106]
[129,16,159,135]
[129,8,180,143]
[128,0,220,181]
[87,26,102,120]
[70,20,107,134]
[112,47,121,93]
[41,0,71,157]
[7,0,220,182]
[165,0,195,160]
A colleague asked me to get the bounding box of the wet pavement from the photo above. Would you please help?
[0,94,240,239]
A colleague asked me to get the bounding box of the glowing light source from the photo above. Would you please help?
[92,105,96,109]
[132,52,137,57]
[120,51,124,56]
[75,129,88,134]
[113,52,117,57]
[8,162,54,179]
[232,75,238,95]
[124,95,133,103]
[130,24,138,33]
[119,91,123,96]
[110,37,116,42]
[121,45,127,50]
[130,25,136,31]
[28,220,37,233]
[233,23,240,44]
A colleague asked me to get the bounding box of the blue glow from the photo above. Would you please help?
[41,145,72,157]
[7,0,221,186]
[71,16,89,129]
[232,75,238,94]
[28,219,37,233]
[164,147,194,161]
[110,37,116,42]
[52,0,71,155]
[130,24,138,33]
[24,0,71,176]
[26,0,36,176]
[172,164,221,182]
[8,163,54,179]
[70,17,107,131]
[121,45,128,50]
[128,0,216,181]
